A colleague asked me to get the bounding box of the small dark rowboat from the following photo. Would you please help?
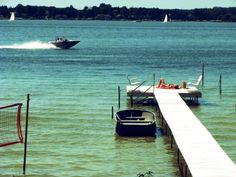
[115,109,156,136]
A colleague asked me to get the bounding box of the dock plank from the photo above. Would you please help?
[154,89,236,177]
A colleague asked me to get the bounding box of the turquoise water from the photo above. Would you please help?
[0,20,235,176]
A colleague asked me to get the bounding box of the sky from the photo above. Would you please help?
[1,0,236,9]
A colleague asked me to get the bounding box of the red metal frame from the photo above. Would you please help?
[0,103,23,147]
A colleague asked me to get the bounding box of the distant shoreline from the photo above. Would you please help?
[0,19,229,23]
[1,3,236,22]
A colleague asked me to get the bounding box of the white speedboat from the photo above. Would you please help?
[49,37,80,49]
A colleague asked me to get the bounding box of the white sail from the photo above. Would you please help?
[163,14,168,23]
[9,12,15,21]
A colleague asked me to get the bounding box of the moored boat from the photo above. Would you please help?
[49,37,80,49]
[115,109,156,136]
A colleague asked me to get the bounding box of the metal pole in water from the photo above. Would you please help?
[202,63,204,87]
[111,106,114,119]
[153,73,156,102]
[118,86,120,109]
[23,94,30,175]
[219,74,222,95]
[153,73,155,93]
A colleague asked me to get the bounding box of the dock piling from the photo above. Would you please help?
[219,74,222,95]
[202,63,204,87]
[184,164,188,177]
[177,148,180,164]
[153,73,155,93]
[111,106,114,119]
[130,95,133,108]
[118,86,121,109]
[165,123,168,136]
[171,135,173,149]
[23,94,30,175]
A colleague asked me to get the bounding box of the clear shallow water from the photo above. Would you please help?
[0,20,235,176]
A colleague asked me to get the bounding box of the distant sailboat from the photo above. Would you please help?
[163,14,168,23]
[9,12,15,21]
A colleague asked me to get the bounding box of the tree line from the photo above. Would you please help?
[0,3,236,22]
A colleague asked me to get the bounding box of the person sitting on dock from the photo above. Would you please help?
[156,78,179,89]
[157,78,166,87]
[180,81,187,89]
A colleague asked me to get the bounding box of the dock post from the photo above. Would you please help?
[161,115,164,126]
[153,73,155,94]
[171,135,173,149]
[165,123,168,136]
[177,148,180,164]
[23,94,30,175]
[118,86,121,109]
[111,106,114,119]
[219,74,222,95]
[202,63,204,87]
[158,107,160,118]
[180,163,184,177]
[130,95,133,108]
[184,164,188,177]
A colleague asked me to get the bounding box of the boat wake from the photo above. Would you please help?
[0,41,56,49]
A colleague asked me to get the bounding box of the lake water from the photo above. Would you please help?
[0,20,235,177]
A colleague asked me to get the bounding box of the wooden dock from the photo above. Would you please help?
[126,85,236,176]
[155,89,236,177]
[127,85,202,104]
